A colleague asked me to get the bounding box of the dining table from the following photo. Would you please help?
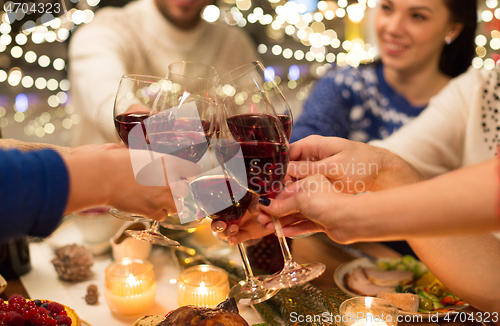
[0,225,495,326]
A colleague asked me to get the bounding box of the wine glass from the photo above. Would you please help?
[112,74,209,232]
[190,172,278,305]
[152,61,219,228]
[111,74,181,246]
[217,61,325,290]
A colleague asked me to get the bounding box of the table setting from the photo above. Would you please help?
[0,60,495,326]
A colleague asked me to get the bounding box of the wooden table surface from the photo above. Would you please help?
[1,235,495,326]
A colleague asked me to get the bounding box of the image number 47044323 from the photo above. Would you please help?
[1,0,78,31]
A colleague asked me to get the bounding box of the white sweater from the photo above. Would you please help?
[371,66,500,179]
[69,0,259,145]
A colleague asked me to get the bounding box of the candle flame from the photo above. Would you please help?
[365,297,372,309]
[200,281,205,288]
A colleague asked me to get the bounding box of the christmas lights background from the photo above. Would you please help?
[0,0,498,146]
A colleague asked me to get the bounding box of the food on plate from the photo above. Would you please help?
[343,256,467,313]
[344,266,395,296]
[376,292,419,312]
[157,297,249,326]
[132,315,165,326]
[0,294,81,326]
[363,268,414,287]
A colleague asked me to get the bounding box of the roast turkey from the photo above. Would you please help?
[157,297,249,326]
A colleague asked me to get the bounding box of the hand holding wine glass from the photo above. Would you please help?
[190,172,278,305]
[110,74,207,246]
[216,61,324,290]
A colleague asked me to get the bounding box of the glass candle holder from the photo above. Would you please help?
[339,297,399,326]
[104,258,156,315]
[177,265,229,308]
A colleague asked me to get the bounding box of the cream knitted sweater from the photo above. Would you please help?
[69,0,259,145]
[370,67,500,179]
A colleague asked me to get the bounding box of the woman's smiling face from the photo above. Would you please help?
[375,0,462,74]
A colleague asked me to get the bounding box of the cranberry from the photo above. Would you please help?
[8,295,24,306]
[56,315,72,326]
[47,302,64,315]
[38,307,49,315]
[8,312,24,326]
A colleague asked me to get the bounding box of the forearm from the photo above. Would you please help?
[345,158,500,240]
[408,235,500,318]
[63,151,114,214]
[0,139,72,155]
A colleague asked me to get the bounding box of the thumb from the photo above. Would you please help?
[258,192,307,218]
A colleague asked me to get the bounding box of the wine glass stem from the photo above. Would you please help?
[235,231,259,287]
[272,217,301,272]
[151,220,161,233]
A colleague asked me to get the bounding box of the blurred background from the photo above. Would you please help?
[0,0,499,146]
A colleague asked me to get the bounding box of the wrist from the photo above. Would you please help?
[374,149,423,190]
[324,194,361,243]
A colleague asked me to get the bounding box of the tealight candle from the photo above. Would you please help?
[177,265,229,308]
[104,258,156,315]
[339,297,398,326]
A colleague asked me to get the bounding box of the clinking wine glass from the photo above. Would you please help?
[111,74,180,246]
[190,172,278,305]
[155,61,219,228]
[110,74,213,246]
[112,74,210,231]
[217,61,325,290]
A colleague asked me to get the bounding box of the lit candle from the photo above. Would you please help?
[340,297,398,326]
[104,258,156,315]
[177,265,229,308]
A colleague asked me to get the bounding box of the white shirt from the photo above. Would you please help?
[370,66,500,179]
[69,0,259,145]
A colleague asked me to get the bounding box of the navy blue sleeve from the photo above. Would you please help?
[291,69,352,143]
[0,149,69,241]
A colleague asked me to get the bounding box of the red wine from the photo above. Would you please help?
[190,176,255,224]
[148,117,211,162]
[114,113,149,147]
[219,141,289,195]
[227,114,288,143]
[279,114,292,141]
[148,131,208,163]
[115,114,211,162]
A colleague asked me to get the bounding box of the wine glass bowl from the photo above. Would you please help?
[217,61,325,290]
[144,62,219,228]
[113,75,167,147]
[190,174,278,305]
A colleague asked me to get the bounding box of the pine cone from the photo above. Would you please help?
[51,244,93,282]
[84,284,99,305]
[85,293,98,305]
[87,284,98,294]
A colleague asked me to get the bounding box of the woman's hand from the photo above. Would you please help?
[210,196,275,245]
[288,136,423,192]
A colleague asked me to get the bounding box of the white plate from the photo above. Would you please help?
[45,218,111,256]
[334,258,467,318]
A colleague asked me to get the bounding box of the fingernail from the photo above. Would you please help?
[259,197,271,206]
[214,221,226,232]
